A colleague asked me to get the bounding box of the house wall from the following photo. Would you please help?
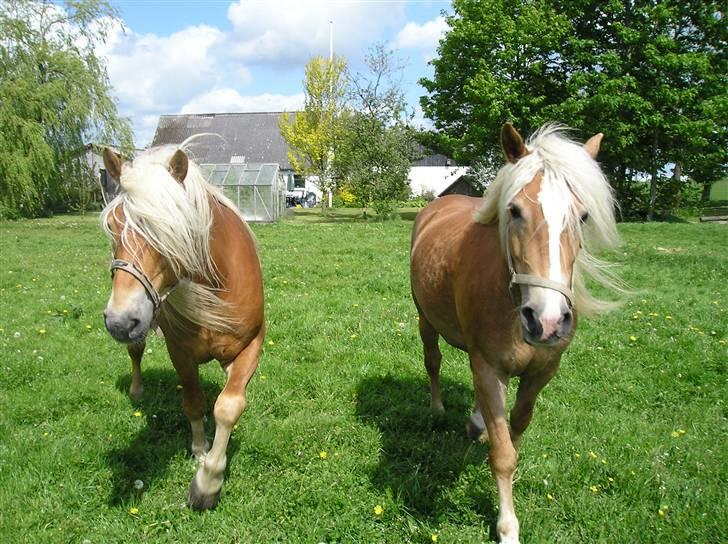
[408,166,469,196]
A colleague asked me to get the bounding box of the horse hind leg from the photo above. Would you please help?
[418,311,444,413]
[188,331,263,511]
[466,392,489,443]
[127,341,145,401]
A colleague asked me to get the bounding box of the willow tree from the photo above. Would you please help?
[0,0,132,217]
[279,55,348,213]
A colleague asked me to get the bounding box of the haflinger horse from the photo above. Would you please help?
[100,141,264,510]
[410,123,621,543]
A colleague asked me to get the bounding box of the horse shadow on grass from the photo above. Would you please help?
[107,368,238,506]
[355,373,496,531]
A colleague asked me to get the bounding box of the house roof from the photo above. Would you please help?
[151,112,295,170]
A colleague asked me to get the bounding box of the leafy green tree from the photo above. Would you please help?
[279,55,348,213]
[336,45,418,217]
[420,0,571,165]
[421,0,727,219]
[0,0,132,218]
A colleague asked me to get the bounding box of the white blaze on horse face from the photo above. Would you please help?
[537,175,571,321]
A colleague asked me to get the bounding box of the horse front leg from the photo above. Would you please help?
[188,331,263,511]
[471,353,519,544]
[168,346,210,462]
[509,363,559,449]
[127,341,145,401]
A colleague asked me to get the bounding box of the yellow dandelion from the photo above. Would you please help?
[589,451,597,460]
[233,424,239,430]
[373,504,384,516]
[665,315,672,320]
[319,451,328,460]
[353,303,359,307]
[129,507,139,515]
[431,534,439,542]
[629,335,637,342]
[719,340,726,345]
[43,432,49,437]
[601,459,607,465]
[671,431,680,438]
[85,325,92,330]
[589,485,599,493]
[267,340,274,346]
[678,429,686,435]
[350,334,358,339]
[133,411,142,417]
[542,453,548,459]
[608,477,614,483]
[547,493,554,501]
[260,374,267,380]
[38,329,46,335]
[574,452,581,459]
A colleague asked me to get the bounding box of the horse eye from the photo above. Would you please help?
[580,211,589,223]
[509,205,522,220]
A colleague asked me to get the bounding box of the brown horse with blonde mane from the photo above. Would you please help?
[100,141,264,510]
[411,123,622,543]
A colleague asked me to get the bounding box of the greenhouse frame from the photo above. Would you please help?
[200,162,286,223]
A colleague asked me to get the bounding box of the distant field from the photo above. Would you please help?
[0,211,725,543]
[709,178,728,201]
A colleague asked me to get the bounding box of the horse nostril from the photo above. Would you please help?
[561,309,572,327]
[128,317,140,331]
[520,306,539,335]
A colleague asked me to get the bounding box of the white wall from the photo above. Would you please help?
[408,166,469,196]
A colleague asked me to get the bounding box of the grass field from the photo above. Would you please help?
[0,210,726,543]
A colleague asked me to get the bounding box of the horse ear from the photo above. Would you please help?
[168,149,189,184]
[501,123,527,163]
[583,133,603,159]
[102,148,123,181]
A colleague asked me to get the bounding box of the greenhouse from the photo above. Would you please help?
[200,162,286,222]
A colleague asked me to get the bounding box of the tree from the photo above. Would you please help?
[0,0,133,218]
[279,55,348,213]
[336,44,419,217]
[420,0,727,219]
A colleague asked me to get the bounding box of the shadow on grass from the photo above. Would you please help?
[107,368,236,506]
[355,373,495,529]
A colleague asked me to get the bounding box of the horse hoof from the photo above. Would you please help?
[466,420,488,443]
[128,386,144,401]
[188,478,220,511]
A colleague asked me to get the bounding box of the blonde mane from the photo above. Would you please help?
[474,124,624,315]
[100,141,245,333]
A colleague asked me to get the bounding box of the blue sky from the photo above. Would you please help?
[99,1,454,146]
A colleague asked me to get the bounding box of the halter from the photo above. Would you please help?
[110,259,177,313]
[504,222,575,308]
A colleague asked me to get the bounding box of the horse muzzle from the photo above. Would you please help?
[519,304,573,346]
[103,300,153,344]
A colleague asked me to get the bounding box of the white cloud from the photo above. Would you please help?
[180,88,304,114]
[391,16,448,60]
[104,25,224,113]
[225,0,406,65]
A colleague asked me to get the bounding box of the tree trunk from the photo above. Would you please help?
[647,131,659,221]
[701,181,712,203]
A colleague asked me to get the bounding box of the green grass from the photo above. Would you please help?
[0,211,725,543]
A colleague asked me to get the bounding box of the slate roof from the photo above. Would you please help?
[151,112,295,170]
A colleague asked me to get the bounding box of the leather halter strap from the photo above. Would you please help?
[110,259,175,312]
[504,223,575,308]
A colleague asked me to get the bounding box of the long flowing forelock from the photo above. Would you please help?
[99,145,243,334]
[474,124,624,315]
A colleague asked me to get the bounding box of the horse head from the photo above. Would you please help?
[500,123,604,346]
[100,147,189,343]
